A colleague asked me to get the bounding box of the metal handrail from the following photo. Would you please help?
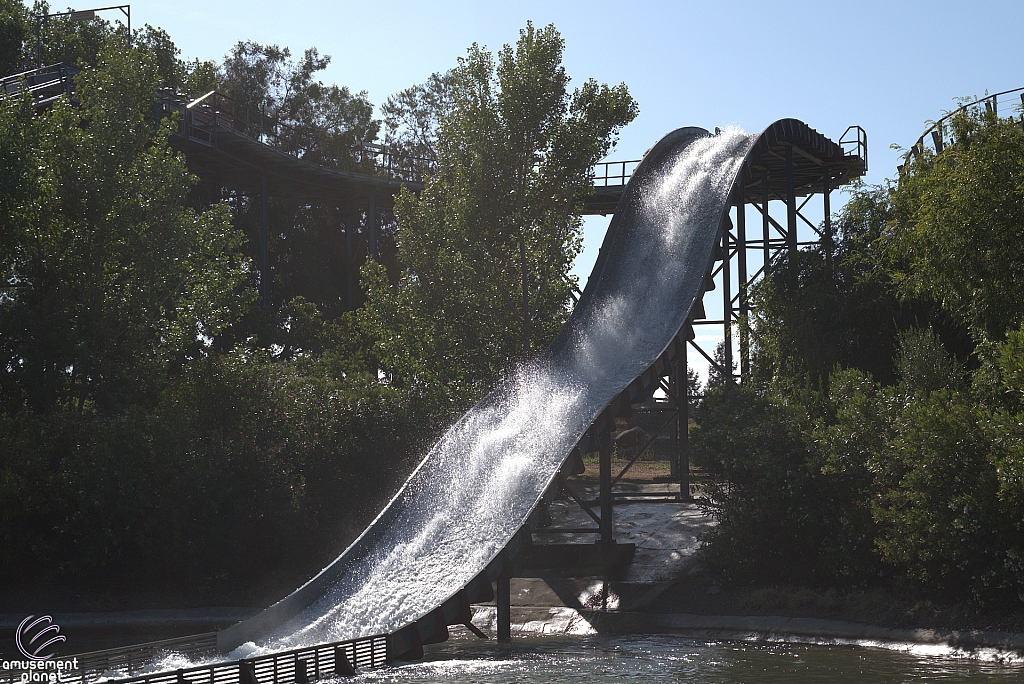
[593,159,641,187]
[900,86,1024,170]
[0,61,77,101]
[0,62,68,84]
[169,89,437,182]
[839,125,868,173]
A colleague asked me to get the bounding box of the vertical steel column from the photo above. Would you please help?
[679,345,690,500]
[762,171,770,270]
[721,223,733,379]
[785,145,797,255]
[367,194,378,260]
[599,429,614,543]
[823,167,833,279]
[260,172,269,306]
[736,186,749,377]
[496,576,511,641]
[345,208,355,310]
[668,365,678,479]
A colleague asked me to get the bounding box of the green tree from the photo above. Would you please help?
[0,0,28,75]
[692,382,875,586]
[219,41,379,168]
[381,70,453,177]
[887,109,1024,340]
[869,387,1012,600]
[0,35,249,414]
[705,341,736,390]
[30,0,121,70]
[363,22,637,401]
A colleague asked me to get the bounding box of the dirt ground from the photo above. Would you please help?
[573,458,715,491]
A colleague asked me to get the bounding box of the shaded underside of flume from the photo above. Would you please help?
[212,118,865,662]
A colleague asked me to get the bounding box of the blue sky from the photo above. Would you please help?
[107,1,1024,175]
[59,0,1024,374]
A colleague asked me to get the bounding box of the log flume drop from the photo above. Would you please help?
[219,126,756,656]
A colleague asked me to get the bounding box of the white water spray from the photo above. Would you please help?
[244,127,756,652]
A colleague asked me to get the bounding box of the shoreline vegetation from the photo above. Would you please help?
[690,108,1024,613]
[3,1,1024,648]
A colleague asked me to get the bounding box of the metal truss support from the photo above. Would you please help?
[689,156,839,386]
[676,349,691,501]
[761,171,770,269]
[345,208,356,311]
[785,145,797,258]
[736,185,750,377]
[721,223,733,376]
[669,366,678,480]
[598,429,614,543]
[496,575,511,641]
[367,194,378,260]
[260,171,269,306]
[823,167,833,279]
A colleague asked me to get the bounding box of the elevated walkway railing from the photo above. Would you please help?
[593,159,640,187]
[1,63,658,192]
[160,89,436,184]
[0,61,77,106]
[0,63,433,186]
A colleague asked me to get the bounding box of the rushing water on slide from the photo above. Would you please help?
[245,128,755,651]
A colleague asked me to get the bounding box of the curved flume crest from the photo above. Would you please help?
[220,125,757,655]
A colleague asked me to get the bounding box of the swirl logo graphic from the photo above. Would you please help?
[15,616,66,660]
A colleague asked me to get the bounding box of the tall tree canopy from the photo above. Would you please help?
[381,70,453,174]
[886,109,1024,341]
[362,22,637,404]
[219,41,379,169]
[0,35,249,415]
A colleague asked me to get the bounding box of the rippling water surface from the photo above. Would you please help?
[350,635,1024,683]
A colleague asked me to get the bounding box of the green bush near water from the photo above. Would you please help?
[0,354,424,583]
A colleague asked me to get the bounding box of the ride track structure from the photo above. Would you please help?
[0,66,867,682]
[898,87,1024,173]
[0,64,429,309]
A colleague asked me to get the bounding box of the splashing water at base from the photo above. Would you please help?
[349,635,1024,684]
[238,128,757,652]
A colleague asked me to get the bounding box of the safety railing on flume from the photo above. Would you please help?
[839,125,868,173]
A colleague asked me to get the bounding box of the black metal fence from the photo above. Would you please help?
[0,62,77,106]
[839,125,868,173]
[593,159,640,187]
[1,633,389,684]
